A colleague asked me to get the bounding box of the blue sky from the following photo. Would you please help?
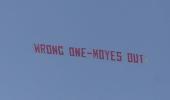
[0,0,170,100]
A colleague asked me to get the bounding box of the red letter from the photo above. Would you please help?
[99,50,104,59]
[40,44,46,53]
[93,49,99,59]
[127,53,133,63]
[34,44,40,53]
[69,47,74,56]
[52,45,58,55]
[46,45,52,54]
[58,46,64,55]
[133,54,139,63]
[139,55,144,63]
[111,51,115,61]
[105,50,110,60]
[81,48,86,57]
[75,48,81,57]
[117,52,122,62]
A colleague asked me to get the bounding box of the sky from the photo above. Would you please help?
[0,0,170,100]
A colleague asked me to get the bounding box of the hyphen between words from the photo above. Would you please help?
[33,43,144,64]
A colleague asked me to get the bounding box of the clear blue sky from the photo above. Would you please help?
[0,0,170,100]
